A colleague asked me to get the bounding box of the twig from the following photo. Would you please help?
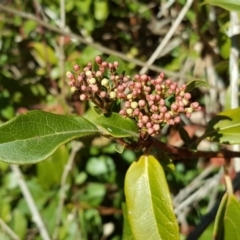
[140,0,194,74]
[229,12,240,172]
[52,141,83,240]
[0,3,192,80]
[173,165,217,205]
[0,217,21,240]
[58,0,66,97]
[174,173,220,215]
[149,137,240,159]
[10,165,51,240]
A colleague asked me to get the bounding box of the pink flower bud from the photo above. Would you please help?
[165,79,172,86]
[95,56,102,64]
[142,115,149,123]
[119,109,126,115]
[73,65,80,71]
[133,108,140,116]
[138,100,146,108]
[174,116,181,123]
[146,122,152,128]
[191,102,199,109]
[66,71,74,79]
[140,74,148,82]
[100,91,107,98]
[147,128,155,135]
[153,124,160,132]
[91,85,99,93]
[184,93,191,100]
[113,61,119,68]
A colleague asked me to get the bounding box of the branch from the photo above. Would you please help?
[140,0,194,74]
[229,12,240,172]
[150,137,240,159]
[0,3,191,80]
[10,165,51,240]
[52,141,83,240]
[0,217,21,240]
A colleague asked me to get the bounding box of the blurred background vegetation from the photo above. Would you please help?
[0,0,236,239]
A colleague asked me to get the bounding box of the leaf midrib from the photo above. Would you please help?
[0,129,99,144]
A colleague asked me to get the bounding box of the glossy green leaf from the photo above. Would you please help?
[122,203,134,240]
[213,193,228,240]
[224,194,240,240]
[95,112,139,138]
[124,155,179,240]
[204,107,240,144]
[0,110,99,164]
[185,80,209,92]
[204,0,240,12]
[213,193,240,240]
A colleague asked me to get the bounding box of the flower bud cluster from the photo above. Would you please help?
[117,74,201,135]
[67,56,121,111]
[67,56,201,136]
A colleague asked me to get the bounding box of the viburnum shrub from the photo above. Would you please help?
[1,56,240,239]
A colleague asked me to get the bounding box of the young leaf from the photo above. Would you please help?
[94,112,139,138]
[204,107,240,144]
[185,80,209,92]
[124,155,179,240]
[0,110,99,164]
[203,0,240,12]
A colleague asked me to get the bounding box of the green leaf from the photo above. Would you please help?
[224,194,240,240]
[124,155,179,240]
[185,80,209,92]
[29,42,58,67]
[37,145,69,189]
[213,193,240,240]
[0,110,99,164]
[204,107,240,144]
[213,193,228,240]
[10,209,27,239]
[94,0,109,21]
[204,0,240,12]
[122,203,134,240]
[94,112,139,138]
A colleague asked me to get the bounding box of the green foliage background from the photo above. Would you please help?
[0,0,238,239]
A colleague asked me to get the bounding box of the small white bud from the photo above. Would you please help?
[101,78,109,86]
[70,86,76,92]
[109,91,117,99]
[85,70,92,76]
[126,108,133,115]
[131,101,138,109]
[89,78,96,84]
